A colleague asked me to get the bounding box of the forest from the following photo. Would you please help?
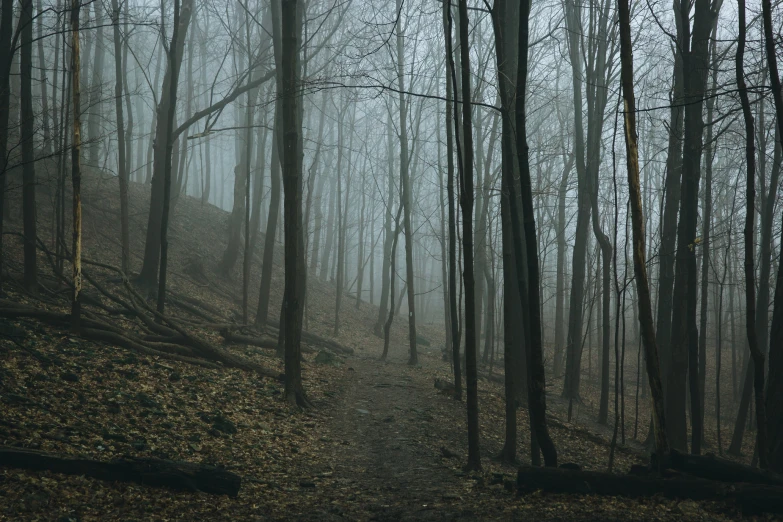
[1,0,783,519]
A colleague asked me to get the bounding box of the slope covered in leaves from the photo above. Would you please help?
[0,170,765,520]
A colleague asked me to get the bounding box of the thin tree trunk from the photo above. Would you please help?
[111,0,129,275]
[36,0,51,153]
[617,0,670,464]
[0,0,15,292]
[86,0,104,164]
[511,0,557,467]
[255,105,281,328]
[21,0,38,292]
[739,0,768,469]
[156,0,193,312]
[454,0,480,471]
[70,0,83,332]
[395,0,418,366]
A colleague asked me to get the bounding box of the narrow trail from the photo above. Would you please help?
[293,354,515,521]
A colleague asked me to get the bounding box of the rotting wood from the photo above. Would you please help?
[0,445,241,497]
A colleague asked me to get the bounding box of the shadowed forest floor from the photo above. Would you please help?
[0,170,766,520]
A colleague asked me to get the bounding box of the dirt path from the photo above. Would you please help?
[292,355,513,521]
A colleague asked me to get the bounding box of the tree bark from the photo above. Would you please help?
[111,0,129,275]
[70,0,83,332]
[616,0,670,462]
[156,0,193,313]
[21,0,37,292]
[279,0,309,407]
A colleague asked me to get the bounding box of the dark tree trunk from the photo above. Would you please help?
[156,0,193,313]
[279,0,309,407]
[617,0,670,464]
[562,0,591,400]
[69,0,83,332]
[454,0,480,471]
[21,0,38,292]
[0,0,15,292]
[138,8,190,289]
[111,0,129,275]
[761,0,783,474]
[668,0,713,454]
[255,106,281,328]
[512,0,557,467]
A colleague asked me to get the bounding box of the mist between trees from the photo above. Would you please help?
[1,0,783,509]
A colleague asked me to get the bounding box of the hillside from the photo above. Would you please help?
[0,170,759,520]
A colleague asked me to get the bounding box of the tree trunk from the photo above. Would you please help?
[278,0,309,407]
[70,0,83,332]
[138,8,191,288]
[21,0,38,292]
[656,0,685,412]
[0,0,14,292]
[562,0,591,400]
[395,0,418,366]
[617,0,670,462]
[35,0,51,153]
[761,0,783,474]
[86,0,104,164]
[255,106,281,328]
[375,113,395,335]
[156,0,193,312]
[512,0,557,467]
[668,0,713,454]
[453,0,480,471]
[111,0,129,275]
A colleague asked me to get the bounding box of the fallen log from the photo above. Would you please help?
[0,445,241,497]
[517,465,783,515]
[220,329,316,354]
[668,449,783,486]
[265,321,354,355]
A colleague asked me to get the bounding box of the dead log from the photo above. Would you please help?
[221,329,278,350]
[265,321,354,355]
[517,465,783,515]
[668,449,783,486]
[220,329,315,354]
[80,328,217,368]
[0,445,241,496]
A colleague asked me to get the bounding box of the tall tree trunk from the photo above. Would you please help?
[334,103,346,336]
[512,0,557,467]
[553,153,574,377]
[395,0,418,365]
[86,0,104,164]
[35,0,51,153]
[698,29,718,438]
[443,1,461,399]
[0,0,15,292]
[138,6,191,289]
[375,113,395,335]
[255,106,281,328]
[490,0,522,461]
[759,0,783,470]
[111,0,129,275]
[656,1,685,410]
[616,0,670,463]
[737,0,768,468]
[156,0,193,312]
[279,0,309,407]
[21,0,38,292]
[70,0,83,332]
[453,0,480,471]
[668,0,713,454]
[562,0,591,400]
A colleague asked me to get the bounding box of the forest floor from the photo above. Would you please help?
[0,169,766,520]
